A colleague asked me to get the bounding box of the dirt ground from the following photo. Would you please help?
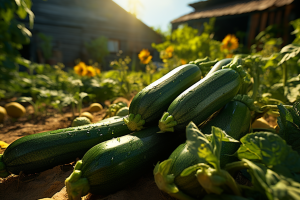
[0,100,278,200]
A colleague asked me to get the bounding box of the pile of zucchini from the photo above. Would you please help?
[0,57,251,199]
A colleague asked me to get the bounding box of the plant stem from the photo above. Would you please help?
[251,63,259,101]
[72,102,75,118]
[282,63,288,87]
[224,161,249,176]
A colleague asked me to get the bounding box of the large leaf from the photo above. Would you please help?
[237,132,300,173]
[277,101,300,155]
[278,44,300,65]
[186,122,238,170]
[186,122,218,169]
[244,159,300,200]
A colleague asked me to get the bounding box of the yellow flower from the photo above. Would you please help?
[95,68,101,75]
[181,59,187,65]
[226,54,234,58]
[160,46,174,60]
[74,62,87,76]
[138,49,152,64]
[221,34,239,51]
[166,46,174,53]
[86,66,96,77]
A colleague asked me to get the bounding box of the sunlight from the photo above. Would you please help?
[128,0,143,18]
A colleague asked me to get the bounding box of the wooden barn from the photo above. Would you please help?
[20,0,162,69]
[171,0,300,48]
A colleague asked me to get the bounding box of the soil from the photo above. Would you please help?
[0,101,278,200]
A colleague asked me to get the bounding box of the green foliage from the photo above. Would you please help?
[185,122,239,171]
[152,18,223,63]
[85,36,109,64]
[291,18,300,44]
[37,33,53,60]
[0,0,34,82]
[277,101,300,155]
[251,24,282,56]
[243,159,300,200]
[237,132,300,174]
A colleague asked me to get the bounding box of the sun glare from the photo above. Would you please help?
[128,0,143,18]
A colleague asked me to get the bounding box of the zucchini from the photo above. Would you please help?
[0,116,132,177]
[158,66,246,133]
[154,143,206,200]
[65,126,185,199]
[206,58,232,77]
[154,95,253,199]
[124,64,202,131]
[199,94,253,167]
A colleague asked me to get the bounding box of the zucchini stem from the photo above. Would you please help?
[65,160,90,200]
[123,113,145,131]
[154,160,197,200]
[158,112,177,133]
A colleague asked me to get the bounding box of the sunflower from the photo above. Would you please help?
[221,34,239,51]
[138,49,152,64]
[74,62,87,76]
[95,68,101,75]
[165,46,174,58]
[86,66,96,77]
[160,46,174,61]
[180,59,187,65]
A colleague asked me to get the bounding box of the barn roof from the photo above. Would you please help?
[171,0,294,23]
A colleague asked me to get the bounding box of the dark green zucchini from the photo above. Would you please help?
[154,95,253,199]
[206,58,232,77]
[154,143,206,200]
[200,94,252,167]
[65,126,185,199]
[124,64,202,131]
[159,67,245,133]
[0,116,132,177]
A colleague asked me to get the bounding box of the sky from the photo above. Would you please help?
[112,0,200,32]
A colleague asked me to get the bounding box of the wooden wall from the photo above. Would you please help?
[26,0,162,68]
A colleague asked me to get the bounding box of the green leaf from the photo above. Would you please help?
[278,44,300,65]
[17,96,32,102]
[243,159,300,200]
[79,92,88,100]
[205,130,239,143]
[211,126,224,167]
[186,122,219,169]
[186,122,232,171]
[277,101,300,155]
[237,132,300,173]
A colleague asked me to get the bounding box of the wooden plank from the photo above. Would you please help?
[247,13,260,48]
[275,10,282,25]
[268,11,275,26]
[259,12,268,32]
[283,4,293,45]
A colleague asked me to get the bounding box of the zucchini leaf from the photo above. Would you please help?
[237,132,300,175]
[186,122,239,170]
[278,44,300,66]
[277,101,300,155]
[184,122,241,196]
[186,122,225,170]
[243,159,300,200]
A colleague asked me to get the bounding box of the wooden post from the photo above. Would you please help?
[268,11,275,26]
[283,4,293,45]
[247,13,260,49]
[260,12,268,32]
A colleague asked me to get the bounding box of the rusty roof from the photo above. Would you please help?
[172,0,294,23]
